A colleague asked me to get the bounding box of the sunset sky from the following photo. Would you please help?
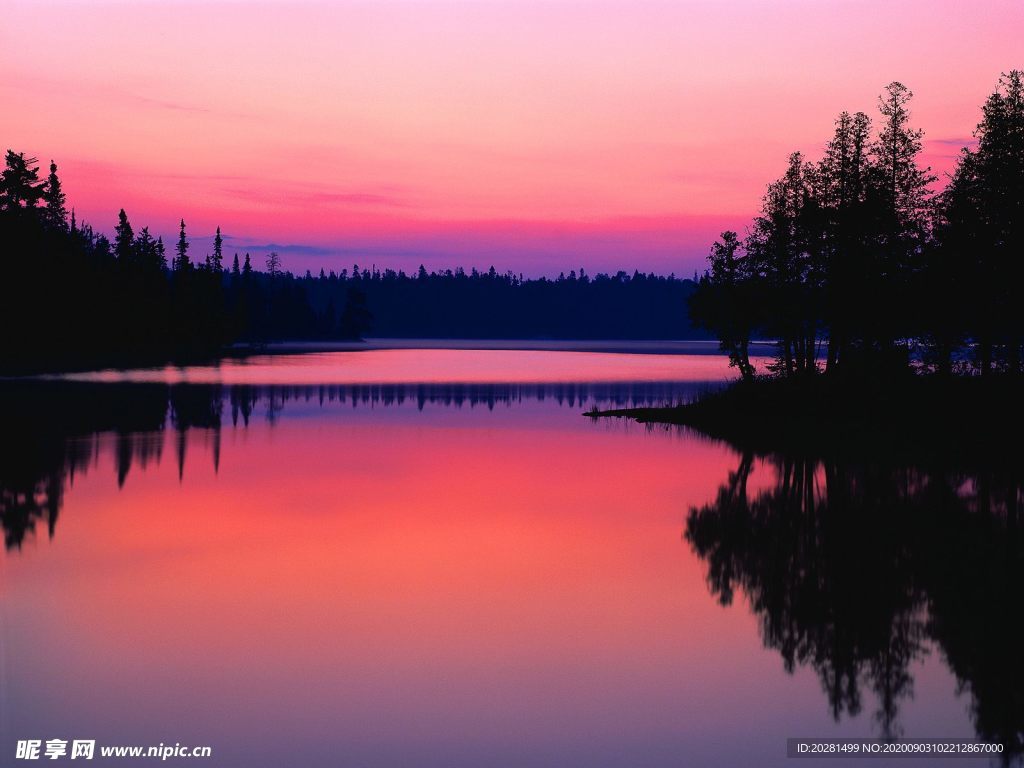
[3,0,1021,276]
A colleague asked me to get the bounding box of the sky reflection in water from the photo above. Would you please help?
[2,350,1017,767]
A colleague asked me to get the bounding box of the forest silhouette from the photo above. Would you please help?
[0,159,702,374]
[690,73,1023,381]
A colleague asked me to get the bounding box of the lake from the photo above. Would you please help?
[2,348,1019,766]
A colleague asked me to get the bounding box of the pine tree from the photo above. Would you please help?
[156,236,167,270]
[869,82,937,365]
[232,253,241,276]
[242,253,252,276]
[212,226,224,272]
[691,231,757,381]
[114,209,135,262]
[266,251,282,278]
[871,82,936,263]
[815,111,873,373]
[946,71,1024,374]
[135,226,157,268]
[745,152,816,375]
[42,161,67,229]
[0,151,43,210]
[174,219,190,271]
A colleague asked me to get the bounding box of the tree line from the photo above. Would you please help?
[0,160,373,373]
[298,265,700,339]
[690,72,1023,380]
[0,154,706,373]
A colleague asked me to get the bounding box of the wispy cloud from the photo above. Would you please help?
[2,70,250,119]
[218,185,412,209]
[219,239,336,257]
[928,136,979,148]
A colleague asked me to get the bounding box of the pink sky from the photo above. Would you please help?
[2,0,1021,276]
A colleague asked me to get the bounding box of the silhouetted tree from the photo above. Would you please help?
[211,226,224,273]
[174,219,190,272]
[114,209,134,262]
[943,71,1024,375]
[41,161,67,229]
[0,151,43,210]
[266,250,281,278]
[691,76,1020,382]
[814,111,872,373]
[690,231,757,381]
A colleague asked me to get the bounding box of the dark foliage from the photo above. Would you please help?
[690,73,1024,380]
[299,264,701,339]
[1,152,704,372]
[687,448,1023,759]
[0,155,372,373]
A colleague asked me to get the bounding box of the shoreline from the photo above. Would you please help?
[3,339,768,378]
[231,338,745,356]
[585,374,1024,464]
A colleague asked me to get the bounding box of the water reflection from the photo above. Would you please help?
[685,448,1023,761]
[0,379,709,551]
[5,372,1021,765]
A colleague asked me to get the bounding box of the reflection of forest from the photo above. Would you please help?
[686,450,1023,762]
[0,379,703,550]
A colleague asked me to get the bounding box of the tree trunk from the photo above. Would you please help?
[740,339,753,382]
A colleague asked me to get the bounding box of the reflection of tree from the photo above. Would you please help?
[686,451,1024,759]
[2,378,698,552]
[1,382,176,550]
[923,469,1024,760]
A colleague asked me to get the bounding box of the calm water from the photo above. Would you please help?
[2,349,1020,767]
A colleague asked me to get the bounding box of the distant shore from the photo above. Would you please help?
[4,339,769,378]
[236,338,773,356]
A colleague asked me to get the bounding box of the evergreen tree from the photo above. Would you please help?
[114,208,135,262]
[690,231,757,381]
[0,151,43,210]
[814,111,873,372]
[156,236,167,270]
[943,71,1024,374]
[745,152,817,375]
[242,253,252,276]
[174,219,190,271]
[266,251,282,278]
[871,82,935,267]
[232,253,241,276]
[41,161,67,229]
[135,226,157,268]
[212,226,224,272]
